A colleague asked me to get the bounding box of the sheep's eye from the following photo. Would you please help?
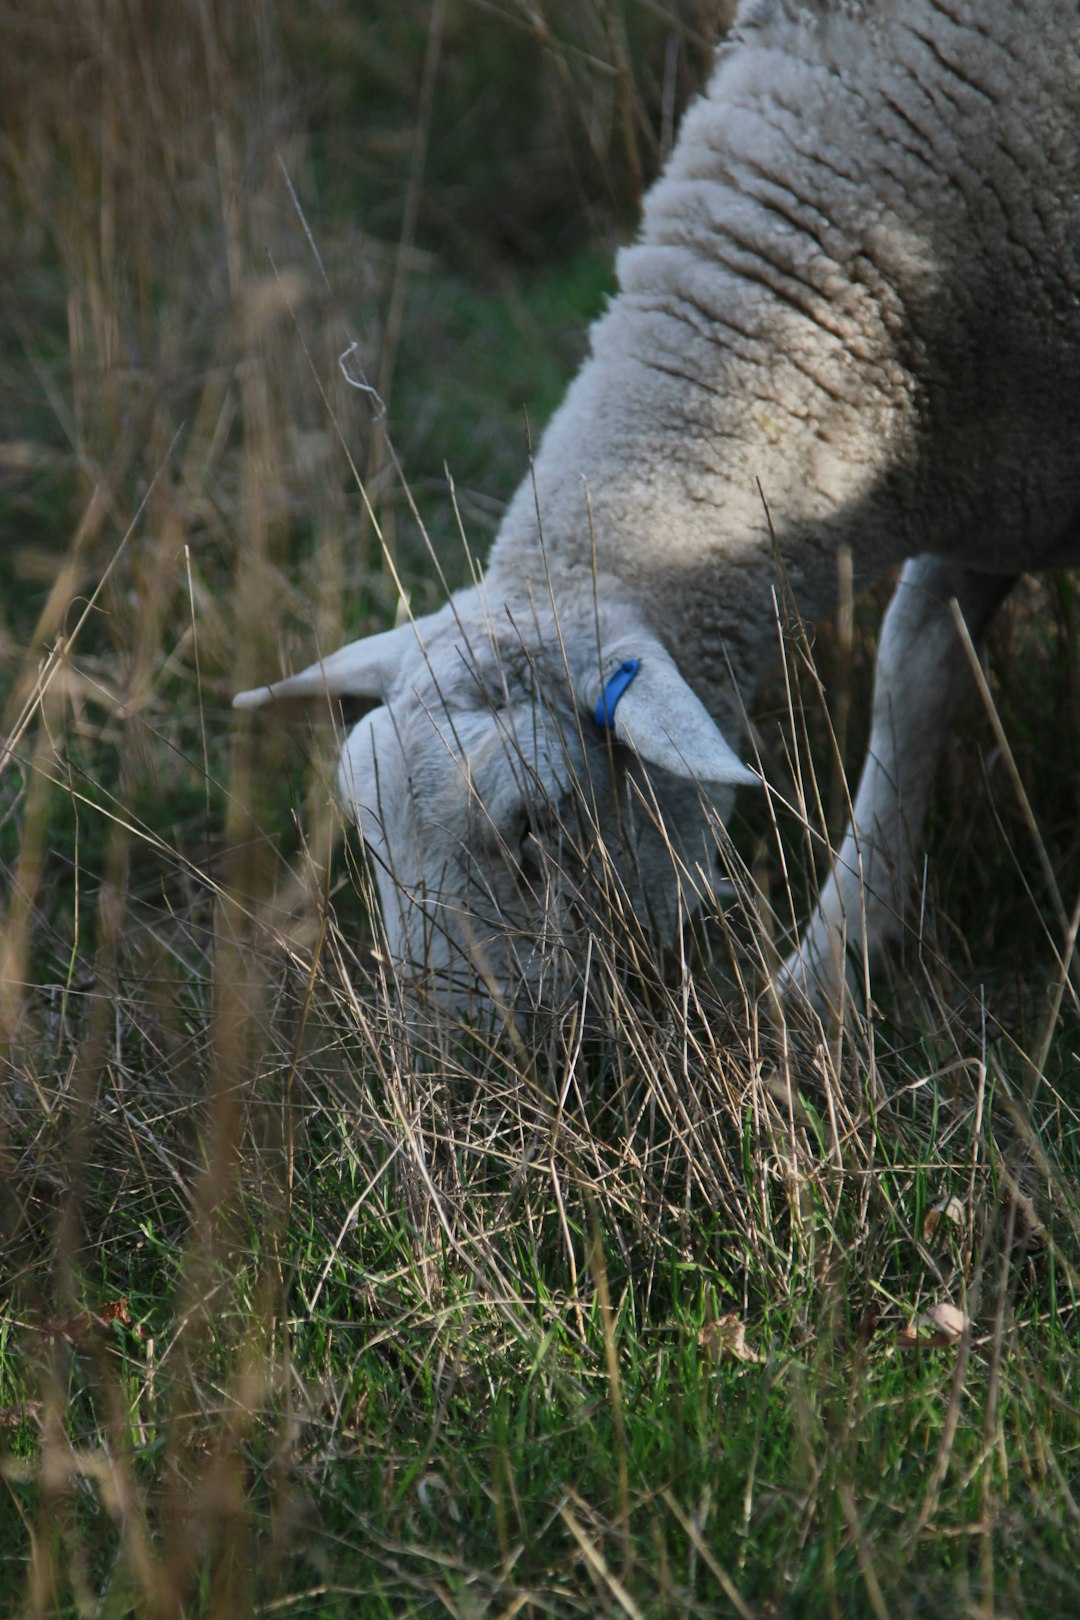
[499,804,544,886]
[515,793,575,879]
[517,831,543,887]
[505,802,532,855]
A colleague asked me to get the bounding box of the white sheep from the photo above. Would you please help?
[236,0,1080,1016]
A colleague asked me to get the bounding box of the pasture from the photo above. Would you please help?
[2,3,1078,1614]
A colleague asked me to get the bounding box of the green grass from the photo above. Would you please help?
[2,2,1079,1616]
[4,1054,1079,1616]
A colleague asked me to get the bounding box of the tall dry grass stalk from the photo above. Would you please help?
[1,3,371,1609]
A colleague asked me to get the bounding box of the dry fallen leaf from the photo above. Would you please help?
[923,1196,965,1242]
[35,1297,144,1344]
[416,1473,462,1523]
[898,1301,969,1348]
[699,1314,765,1365]
[0,1401,43,1431]
[1001,1189,1048,1250]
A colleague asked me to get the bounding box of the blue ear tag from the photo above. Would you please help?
[594,658,641,730]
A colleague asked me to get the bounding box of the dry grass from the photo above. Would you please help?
[2,3,1079,1615]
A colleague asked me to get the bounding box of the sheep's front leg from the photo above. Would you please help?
[778,554,1015,1012]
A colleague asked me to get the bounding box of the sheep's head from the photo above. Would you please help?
[235,586,757,1020]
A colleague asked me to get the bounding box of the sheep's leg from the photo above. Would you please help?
[779,554,1015,1011]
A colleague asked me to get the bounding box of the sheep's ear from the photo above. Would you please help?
[233,619,423,711]
[580,642,759,787]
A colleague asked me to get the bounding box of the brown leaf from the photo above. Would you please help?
[0,1401,43,1431]
[36,1297,142,1344]
[699,1314,764,1365]
[897,1302,969,1348]
[95,1298,133,1325]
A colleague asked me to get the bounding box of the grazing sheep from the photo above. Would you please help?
[236,0,1080,1016]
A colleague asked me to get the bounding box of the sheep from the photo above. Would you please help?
[236,0,1080,1018]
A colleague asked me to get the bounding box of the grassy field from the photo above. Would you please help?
[2,2,1079,1615]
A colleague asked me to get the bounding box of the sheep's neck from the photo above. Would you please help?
[486,262,918,717]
